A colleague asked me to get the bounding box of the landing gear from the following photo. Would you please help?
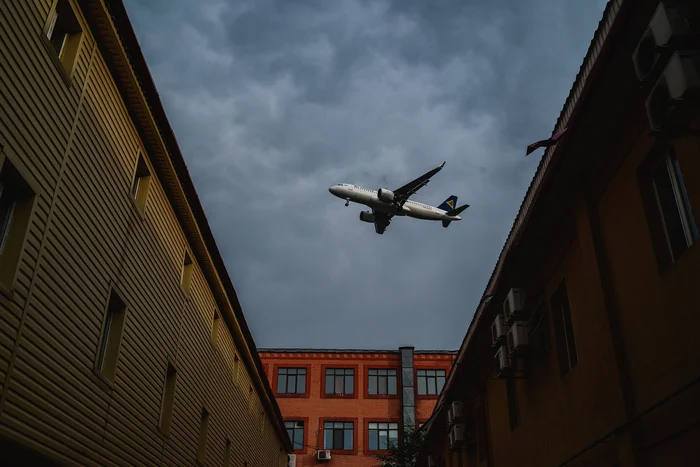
[345,199,350,207]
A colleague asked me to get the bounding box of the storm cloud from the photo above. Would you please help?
[122,0,608,350]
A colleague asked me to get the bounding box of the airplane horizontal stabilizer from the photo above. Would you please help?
[442,220,451,228]
[446,204,469,217]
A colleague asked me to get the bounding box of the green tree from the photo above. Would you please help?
[375,424,427,467]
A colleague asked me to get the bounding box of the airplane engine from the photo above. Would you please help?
[359,211,375,223]
[377,188,395,202]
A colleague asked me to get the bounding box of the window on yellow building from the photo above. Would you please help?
[96,290,127,382]
[159,362,177,436]
[43,0,82,79]
[233,354,240,384]
[0,158,36,291]
[224,438,231,467]
[211,308,221,346]
[651,149,698,262]
[551,280,578,375]
[197,407,209,464]
[130,152,151,214]
[181,251,193,294]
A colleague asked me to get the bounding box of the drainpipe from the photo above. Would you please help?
[399,346,416,429]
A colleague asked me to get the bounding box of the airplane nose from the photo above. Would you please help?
[329,186,340,196]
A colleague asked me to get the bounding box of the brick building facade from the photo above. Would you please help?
[259,348,456,466]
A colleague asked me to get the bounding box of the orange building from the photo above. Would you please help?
[259,348,456,466]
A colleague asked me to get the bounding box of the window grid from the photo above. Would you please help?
[416,369,446,395]
[368,369,397,395]
[285,421,304,450]
[368,422,399,451]
[277,368,307,395]
[325,368,354,395]
[323,421,353,450]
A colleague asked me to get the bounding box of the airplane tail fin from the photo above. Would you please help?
[442,204,470,228]
[438,195,458,212]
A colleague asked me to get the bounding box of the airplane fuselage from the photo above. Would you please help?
[328,184,462,222]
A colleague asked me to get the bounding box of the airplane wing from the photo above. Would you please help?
[392,161,446,206]
[373,210,393,235]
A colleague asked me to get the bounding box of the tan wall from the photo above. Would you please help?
[0,0,287,465]
[485,218,627,467]
[424,125,700,467]
[597,130,700,463]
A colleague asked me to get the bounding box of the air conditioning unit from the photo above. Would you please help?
[494,345,513,378]
[503,288,526,324]
[632,2,700,82]
[317,450,331,461]
[447,400,465,426]
[491,314,509,346]
[448,422,467,447]
[646,50,700,131]
[507,321,530,355]
[288,453,297,467]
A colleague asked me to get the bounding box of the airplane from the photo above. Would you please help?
[328,161,469,234]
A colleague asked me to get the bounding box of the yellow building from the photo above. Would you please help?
[419,0,700,466]
[0,0,291,465]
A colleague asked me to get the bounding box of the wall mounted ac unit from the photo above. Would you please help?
[448,400,465,426]
[317,450,331,461]
[448,422,467,448]
[491,314,509,346]
[646,50,700,131]
[494,345,513,378]
[632,1,700,82]
[507,321,530,355]
[503,288,526,324]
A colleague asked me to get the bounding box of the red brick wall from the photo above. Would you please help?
[260,351,455,466]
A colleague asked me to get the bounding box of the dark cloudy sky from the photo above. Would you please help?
[122,0,607,350]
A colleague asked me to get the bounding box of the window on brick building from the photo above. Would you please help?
[506,377,520,431]
[368,369,397,395]
[368,422,399,451]
[651,149,698,262]
[551,280,578,375]
[416,369,445,395]
[325,368,354,395]
[285,421,304,450]
[277,368,306,394]
[323,421,353,450]
[476,404,489,461]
